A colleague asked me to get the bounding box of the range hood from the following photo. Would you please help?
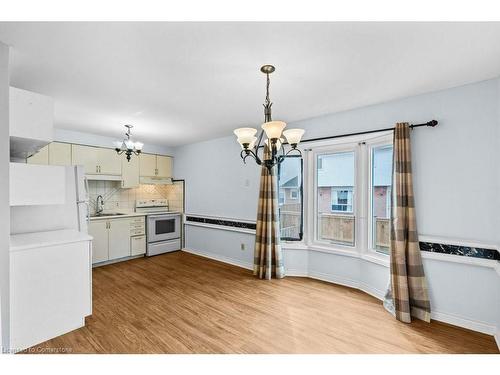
[140,177,173,185]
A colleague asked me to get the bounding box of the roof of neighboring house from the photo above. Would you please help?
[281,176,298,188]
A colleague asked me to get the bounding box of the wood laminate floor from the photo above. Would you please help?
[30,251,499,354]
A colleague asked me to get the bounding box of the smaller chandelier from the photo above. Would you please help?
[114,125,144,162]
[234,65,305,171]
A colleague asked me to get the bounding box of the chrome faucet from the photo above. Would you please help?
[96,195,104,216]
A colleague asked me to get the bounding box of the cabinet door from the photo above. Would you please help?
[139,153,157,177]
[72,144,99,174]
[27,145,49,165]
[156,155,172,178]
[130,235,146,256]
[108,219,131,260]
[98,148,122,175]
[121,152,139,188]
[89,220,109,264]
[49,142,71,166]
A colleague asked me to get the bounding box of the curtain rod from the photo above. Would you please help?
[299,120,438,144]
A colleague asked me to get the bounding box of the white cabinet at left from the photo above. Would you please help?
[10,86,54,159]
[9,229,92,352]
[9,163,66,206]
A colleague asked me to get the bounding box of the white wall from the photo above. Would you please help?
[0,41,10,351]
[54,128,175,157]
[176,78,500,338]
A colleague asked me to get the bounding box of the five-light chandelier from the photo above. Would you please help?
[114,125,144,162]
[233,65,305,171]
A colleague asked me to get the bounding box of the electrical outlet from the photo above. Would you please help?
[240,243,245,251]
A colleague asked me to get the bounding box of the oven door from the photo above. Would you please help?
[147,214,180,243]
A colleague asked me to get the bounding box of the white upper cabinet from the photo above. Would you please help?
[140,153,173,178]
[121,152,140,188]
[156,155,172,178]
[97,148,122,175]
[72,144,121,176]
[72,144,99,174]
[10,87,54,159]
[139,153,157,177]
[27,144,49,165]
[48,142,72,166]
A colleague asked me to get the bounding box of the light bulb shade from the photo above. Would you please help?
[283,128,305,145]
[134,142,144,151]
[234,127,257,145]
[113,141,124,149]
[238,136,257,150]
[262,121,286,140]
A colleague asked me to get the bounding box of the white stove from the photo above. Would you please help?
[135,199,181,256]
[135,199,170,214]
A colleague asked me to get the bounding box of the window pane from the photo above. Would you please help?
[278,156,302,240]
[372,145,393,254]
[317,151,355,246]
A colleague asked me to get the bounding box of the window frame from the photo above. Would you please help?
[312,143,358,249]
[367,137,394,256]
[277,154,304,242]
[299,131,392,266]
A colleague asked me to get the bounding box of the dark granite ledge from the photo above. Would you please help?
[186,216,256,230]
[419,242,499,261]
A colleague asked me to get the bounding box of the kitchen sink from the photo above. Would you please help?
[91,213,127,217]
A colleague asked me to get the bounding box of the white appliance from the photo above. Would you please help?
[9,163,92,351]
[135,199,181,256]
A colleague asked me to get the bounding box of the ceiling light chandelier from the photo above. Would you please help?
[233,65,305,171]
[114,125,144,162]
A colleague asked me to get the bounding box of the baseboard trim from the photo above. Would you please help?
[285,269,308,277]
[307,270,360,290]
[182,248,253,270]
[430,311,496,335]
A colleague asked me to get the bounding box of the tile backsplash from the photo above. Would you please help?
[88,180,183,215]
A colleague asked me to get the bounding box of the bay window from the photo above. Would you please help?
[304,133,393,258]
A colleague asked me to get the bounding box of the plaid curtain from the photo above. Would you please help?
[384,123,431,323]
[253,146,285,279]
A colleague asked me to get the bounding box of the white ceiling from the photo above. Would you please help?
[1,22,500,147]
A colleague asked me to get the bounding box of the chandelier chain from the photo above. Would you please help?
[265,73,270,106]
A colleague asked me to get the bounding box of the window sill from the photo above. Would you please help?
[282,242,390,267]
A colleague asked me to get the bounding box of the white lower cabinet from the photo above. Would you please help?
[89,216,145,265]
[89,220,109,263]
[108,219,131,260]
[131,235,146,256]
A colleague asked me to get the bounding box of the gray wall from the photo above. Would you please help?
[0,41,10,351]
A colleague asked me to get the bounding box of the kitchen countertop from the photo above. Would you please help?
[90,211,146,221]
[10,229,93,252]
